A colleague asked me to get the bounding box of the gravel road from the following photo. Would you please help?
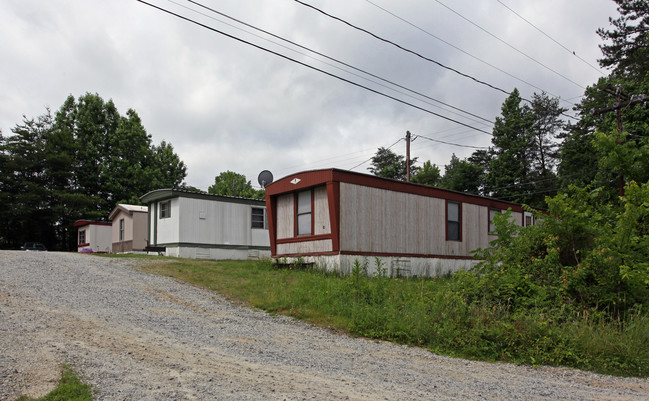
[1,250,647,400]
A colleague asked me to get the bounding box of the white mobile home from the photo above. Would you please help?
[264,169,534,277]
[74,220,112,253]
[108,204,148,253]
[140,189,271,260]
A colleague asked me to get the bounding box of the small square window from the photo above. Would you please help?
[251,207,267,229]
[160,201,171,219]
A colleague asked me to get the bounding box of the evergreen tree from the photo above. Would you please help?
[484,89,534,203]
[439,154,484,194]
[411,160,441,187]
[208,171,263,199]
[0,93,188,250]
[597,0,649,79]
[368,147,418,181]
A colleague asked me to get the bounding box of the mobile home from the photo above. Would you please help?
[264,169,533,277]
[74,220,112,253]
[140,189,271,260]
[108,204,148,253]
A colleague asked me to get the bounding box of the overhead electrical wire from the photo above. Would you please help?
[135,0,493,135]
[414,134,489,150]
[495,0,604,75]
[186,0,494,125]
[292,0,513,96]
[431,0,586,90]
[363,0,569,104]
[294,0,581,121]
[348,137,404,171]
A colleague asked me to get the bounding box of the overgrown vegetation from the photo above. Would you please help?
[136,247,648,377]
[18,365,94,401]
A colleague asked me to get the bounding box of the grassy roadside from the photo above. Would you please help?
[129,256,648,378]
[18,365,93,401]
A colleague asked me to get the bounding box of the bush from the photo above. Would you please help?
[463,182,649,319]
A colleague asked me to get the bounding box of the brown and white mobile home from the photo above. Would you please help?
[108,204,148,253]
[264,169,534,277]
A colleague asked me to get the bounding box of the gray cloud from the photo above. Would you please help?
[0,0,619,190]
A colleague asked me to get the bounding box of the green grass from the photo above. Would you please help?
[124,255,649,377]
[18,365,94,401]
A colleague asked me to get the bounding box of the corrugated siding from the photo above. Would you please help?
[276,194,294,239]
[277,239,333,255]
[339,183,519,257]
[178,197,252,245]
[132,212,148,250]
[156,199,179,244]
[314,186,331,235]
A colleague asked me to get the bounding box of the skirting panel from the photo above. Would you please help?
[272,254,480,278]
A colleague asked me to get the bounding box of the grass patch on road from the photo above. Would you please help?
[18,365,94,401]
[130,256,649,378]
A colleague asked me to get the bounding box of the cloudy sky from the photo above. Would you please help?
[0,0,620,191]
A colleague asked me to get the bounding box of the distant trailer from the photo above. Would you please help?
[264,168,535,277]
[74,220,112,253]
[140,189,271,260]
[108,204,148,253]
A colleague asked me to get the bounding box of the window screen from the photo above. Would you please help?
[251,207,266,229]
[160,201,171,219]
[447,201,460,241]
[297,190,312,236]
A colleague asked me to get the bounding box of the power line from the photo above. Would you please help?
[292,0,513,96]
[185,0,494,125]
[495,0,604,75]
[363,0,570,105]
[348,137,404,171]
[431,0,586,90]
[414,134,489,149]
[135,0,493,135]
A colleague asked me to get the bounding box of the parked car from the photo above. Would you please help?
[20,242,47,251]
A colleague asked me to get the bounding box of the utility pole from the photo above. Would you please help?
[591,89,647,196]
[406,131,411,182]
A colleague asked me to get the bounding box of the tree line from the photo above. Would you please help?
[0,93,187,251]
[369,2,649,211]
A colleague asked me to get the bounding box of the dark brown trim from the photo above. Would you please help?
[73,220,111,228]
[265,192,277,256]
[326,181,340,252]
[445,200,462,242]
[265,168,530,213]
[276,234,332,244]
[77,242,90,248]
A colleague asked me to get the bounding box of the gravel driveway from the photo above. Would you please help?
[1,250,647,400]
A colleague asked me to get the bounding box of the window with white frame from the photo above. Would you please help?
[78,229,86,245]
[119,218,125,241]
[296,190,312,236]
[160,201,171,219]
[251,207,267,229]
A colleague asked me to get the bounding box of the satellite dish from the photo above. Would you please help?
[258,170,274,188]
